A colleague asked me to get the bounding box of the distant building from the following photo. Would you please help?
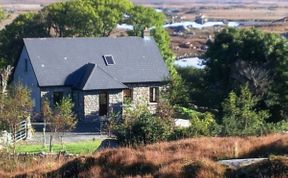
[195,14,208,25]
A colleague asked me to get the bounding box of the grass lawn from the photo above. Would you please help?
[15,140,102,154]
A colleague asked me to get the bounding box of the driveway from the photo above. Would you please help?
[28,120,111,144]
[26,132,109,144]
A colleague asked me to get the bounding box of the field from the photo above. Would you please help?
[0,134,287,177]
[1,0,288,21]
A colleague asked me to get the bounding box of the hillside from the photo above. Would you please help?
[1,134,287,177]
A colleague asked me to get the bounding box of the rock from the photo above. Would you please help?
[218,158,268,169]
[174,118,191,128]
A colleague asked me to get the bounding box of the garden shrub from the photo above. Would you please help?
[221,85,270,136]
[113,104,173,146]
[170,106,221,140]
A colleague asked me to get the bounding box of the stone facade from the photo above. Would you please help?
[133,87,149,106]
[83,92,99,119]
[127,84,164,114]
[34,84,164,121]
[76,90,123,120]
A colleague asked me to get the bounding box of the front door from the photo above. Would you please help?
[99,92,108,116]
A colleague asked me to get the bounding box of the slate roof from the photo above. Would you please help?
[77,63,127,90]
[23,37,169,90]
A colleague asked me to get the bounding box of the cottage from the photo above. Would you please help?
[13,36,169,120]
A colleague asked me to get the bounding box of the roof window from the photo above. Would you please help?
[103,55,115,65]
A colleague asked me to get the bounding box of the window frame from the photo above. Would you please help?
[103,55,115,65]
[149,87,159,103]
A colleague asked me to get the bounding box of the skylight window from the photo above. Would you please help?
[103,55,115,65]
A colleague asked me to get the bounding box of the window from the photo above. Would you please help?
[123,88,133,102]
[24,58,28,72]
[103,55,115,65]
[149,87,159,103]
[53,92,63,105]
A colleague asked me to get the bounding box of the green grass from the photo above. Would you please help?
[15,140,102,154]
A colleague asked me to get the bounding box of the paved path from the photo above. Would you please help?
[26,132,110,144]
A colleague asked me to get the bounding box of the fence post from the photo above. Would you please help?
[43,126,46,147]
[26,115,33,140]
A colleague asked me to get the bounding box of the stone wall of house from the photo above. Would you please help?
[38,85,165,120]
[80,90,123,120]
[126,84,166,114]
[133,87,149,105]
[83,92,99,119]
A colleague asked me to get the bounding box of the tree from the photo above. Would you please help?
[42,97,76,152]
[176,66,208,108]
[0,65,13,94]
[0,84,33,153]
[127,6,165,36]
[222,85,270,136]
[0,13,47,66]
[88,0,133,36]
[204,28,288,121]
[40,0,133,37]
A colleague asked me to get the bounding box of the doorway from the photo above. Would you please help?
[99,91,108,116]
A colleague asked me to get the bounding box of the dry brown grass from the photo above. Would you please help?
[1,134,287,177]
[0,153,71,177]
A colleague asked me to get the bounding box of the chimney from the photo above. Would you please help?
[141,27,150,40]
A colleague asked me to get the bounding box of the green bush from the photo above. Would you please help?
[265,120,288,133]
[170,106,221,140]
[221,85,270,136]
[113,104,172,146]
[188,112,221,136]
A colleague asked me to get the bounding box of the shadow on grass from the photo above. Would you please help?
[41,155,158,178]
[243,138,288,158]
[95,139,119,152]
